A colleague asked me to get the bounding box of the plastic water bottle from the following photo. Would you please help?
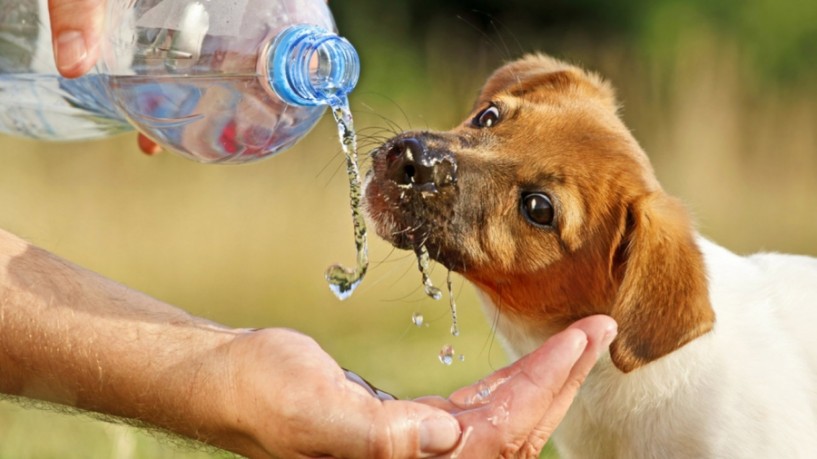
[0,0,359,164]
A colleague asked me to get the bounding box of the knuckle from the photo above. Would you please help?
[499,441,542,459]
[526,426,551,454]
[562,376,586,397]
[366,420,396,459]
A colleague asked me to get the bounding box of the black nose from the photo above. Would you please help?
[385,137,456,191]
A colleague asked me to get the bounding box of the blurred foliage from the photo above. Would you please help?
[332,0,817,85]
[0,0,816,458]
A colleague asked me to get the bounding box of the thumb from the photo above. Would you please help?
[318,398,461,458]
[48,0,106,77]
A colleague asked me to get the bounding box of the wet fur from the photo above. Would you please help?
[364,54,817,457]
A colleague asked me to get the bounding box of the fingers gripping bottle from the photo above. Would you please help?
[0,0,359,163]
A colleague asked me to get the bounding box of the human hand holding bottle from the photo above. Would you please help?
[47,0,342,157]
[48,0,159,153]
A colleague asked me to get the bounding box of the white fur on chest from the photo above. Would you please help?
[477,237,817,458]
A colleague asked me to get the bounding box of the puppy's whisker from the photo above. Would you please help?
[371,247,415,266]
[325,149,351,185]
[314,149,346,187]
[356,136,392,146]
[353,133,387,143]
[356,139,390,150]
[390,218,428,238]
[350,101,404,136]
[389,226,413,237]
[478,289,504,372]
[362,250,419,294]
[355,126,396,137]
[456,12,511,62]
[380,118,406,138]
[483,12,525,59]
[358,96,412,132]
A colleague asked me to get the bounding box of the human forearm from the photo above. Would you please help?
[0,228,237,445]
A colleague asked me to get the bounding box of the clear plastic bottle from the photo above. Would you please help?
[0,0,359,163]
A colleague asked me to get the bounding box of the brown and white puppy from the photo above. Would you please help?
[363,54,817,458]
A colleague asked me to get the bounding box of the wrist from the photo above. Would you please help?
[194,327,322,459]
[122,323,247,448]
[169,327,293,458]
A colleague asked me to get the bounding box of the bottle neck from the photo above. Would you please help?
[267,25,359,107]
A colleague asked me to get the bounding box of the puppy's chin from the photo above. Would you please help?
[363,163,467,271]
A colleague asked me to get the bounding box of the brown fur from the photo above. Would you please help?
[364,53,715,372]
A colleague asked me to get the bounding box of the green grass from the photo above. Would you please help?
[0,399,231,459]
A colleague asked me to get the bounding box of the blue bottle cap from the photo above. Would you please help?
[269,25,360,107]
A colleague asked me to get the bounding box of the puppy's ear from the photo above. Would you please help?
[608,192,715,373]
[477,53,617,111]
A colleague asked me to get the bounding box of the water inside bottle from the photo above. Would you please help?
[107,74,324,163]
[325,98,369,300]
[0,74,131,140]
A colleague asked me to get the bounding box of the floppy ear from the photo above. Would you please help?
[476,53,617,111]
[608,192,715,373]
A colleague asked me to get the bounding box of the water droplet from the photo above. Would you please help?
[439,344,455,365]
[326,265,363,300]
[325,100,368,300]
[488,401,510,426]
[411,312,424,327]
[464,380,492,406]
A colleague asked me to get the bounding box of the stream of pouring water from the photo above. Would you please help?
[415,244,442,300]
[447,270,460,337]
[322,98,461,362]
[325,99,369,300]
[416,245,462,364]
[415,245,460,336]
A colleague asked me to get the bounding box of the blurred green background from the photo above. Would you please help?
[1,0,816,457]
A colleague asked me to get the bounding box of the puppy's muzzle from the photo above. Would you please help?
[383,136,458,193]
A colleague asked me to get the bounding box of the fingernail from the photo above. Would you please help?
[419,416,460,455]
[55,30,88,73]
[570,332,588,361]
[600,323,618,353]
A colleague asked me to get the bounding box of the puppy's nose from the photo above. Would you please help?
[385,137,456,191]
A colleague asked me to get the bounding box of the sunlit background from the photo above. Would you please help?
[1,0,816,457]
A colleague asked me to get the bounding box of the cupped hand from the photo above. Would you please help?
[418,315,617,458]
[210,315,615,459]
[213,328,462,458]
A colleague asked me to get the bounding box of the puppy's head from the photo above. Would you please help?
[364,54,714,373]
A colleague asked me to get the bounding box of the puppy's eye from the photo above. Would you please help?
[521,193,554,227]
[472,105,501,128]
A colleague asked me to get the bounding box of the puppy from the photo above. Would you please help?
[363,54,817,458]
